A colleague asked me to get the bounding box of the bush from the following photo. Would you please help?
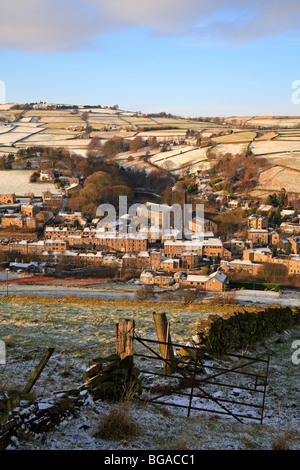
[95,399,141,441]
[178,287,205,305]
[135,285,156,301]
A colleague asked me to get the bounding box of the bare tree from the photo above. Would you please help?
[178,286,205,305]
[135,285,156,301]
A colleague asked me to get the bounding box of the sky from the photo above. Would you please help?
[0,0,300,117]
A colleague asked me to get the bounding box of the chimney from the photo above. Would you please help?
[183,190,187,206]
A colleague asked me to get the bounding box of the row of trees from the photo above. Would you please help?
[209,151,268,196]
[0,154,15,170]
[87,135,160,159]
[266,188,287,208]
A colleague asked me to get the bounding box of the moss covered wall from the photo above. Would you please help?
[196,306,300,352]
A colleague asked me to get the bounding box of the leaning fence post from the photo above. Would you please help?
[23,347,54,394]
[115,319,135,359]
[153,312,175,374]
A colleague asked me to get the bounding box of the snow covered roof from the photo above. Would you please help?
[248,228,268,233]
[140,271,153,277]
[137,251,150,257]
[187,271,227,284]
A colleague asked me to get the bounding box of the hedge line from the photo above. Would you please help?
[228,280,281,292]
[196,306,300,352]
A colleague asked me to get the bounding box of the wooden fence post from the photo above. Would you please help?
[115,319,135,359]
[153,312,175,374]
[23,348,54,394]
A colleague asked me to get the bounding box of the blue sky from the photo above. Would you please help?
[0,0,300,116]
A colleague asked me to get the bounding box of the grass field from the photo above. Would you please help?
[254,166,300,194]
[0,295,299,450]
[149,146,210,172]
[212,131,257,144]
[212,142,250,156]
[254,132,278,141]
[149,146,196,163]
[257,152,300,171]
[251,140,300,155]
[245,117,300,128]
[0,170,61,196]
[0,109,300,186]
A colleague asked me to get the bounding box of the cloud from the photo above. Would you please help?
[0,0,300,53]
[0,0,101,52]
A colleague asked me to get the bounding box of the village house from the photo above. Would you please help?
[258,204,276,216]
[230,239,246,254]
[40,169,55,182]
[149,250,162,269]
[101,254,122,268]
[243,247,273,263]
[0,214,24,229]
[280,222,300,234]
[248,215,268,230]
[95,233,148,254]
[164,238,229,261]
[139,271,154,284]
[243,247,300,275]
[164,239,203,258]
[281,208,296,218]
[247,228,269,245]
[276,238,292,255]
[44,226,148,255]
[121,253,138,268]
[269,231,280,245]
[203,238,232,260]
[185,137,199,146]
[195,179,213,196]
[57,211,87,227]
[241,200,258,211]
[139,270,173,286]
[42,191,64,207]
[180,251,199,269]
[0,214,38,230]
[78,252,103,266]
[44,239,68,252]
[173,271,186,284]
[289,236,300,255]
[45,227,82,239]
[9,261,40,273]
[64,183,81,196]
[142,225,162,243]
[215,194,228,206]
[185,271,227,292]
[160,257,180,272]
[220,259,262,275]
[21,204,40,218]
[136,202,175,230]
[289,255,300,274]
[0,239,44,256]
[189,216,218,235]
[228,199,241,209]
[0,194,16,205]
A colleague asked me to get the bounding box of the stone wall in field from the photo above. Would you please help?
[195,306,300,352]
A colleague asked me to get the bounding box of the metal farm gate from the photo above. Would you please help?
[133,335,269,424]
